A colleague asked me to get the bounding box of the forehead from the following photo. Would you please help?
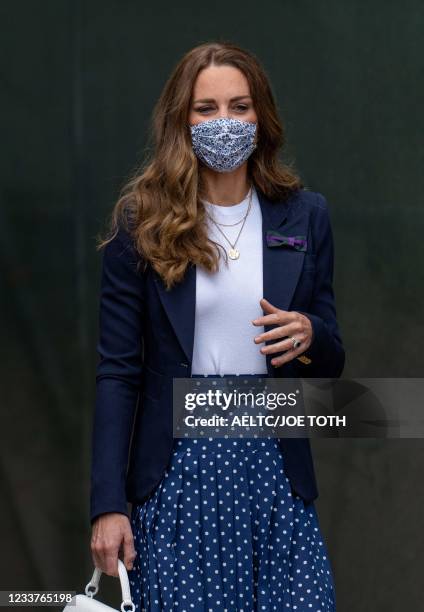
[192,65,251,100]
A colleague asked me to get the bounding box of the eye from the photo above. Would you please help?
[196,106,214,113]
[234,104,248,111]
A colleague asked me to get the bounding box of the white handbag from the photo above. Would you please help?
[63,559,135,612]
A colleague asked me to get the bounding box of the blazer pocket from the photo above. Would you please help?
[302,252,317,272]
[291,256,316,310]
[141,364,166,401]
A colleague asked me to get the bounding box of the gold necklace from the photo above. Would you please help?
[205,186,252,227]
[205,187,253,260]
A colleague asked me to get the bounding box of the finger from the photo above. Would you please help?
[122,527,137,571]
[94,540,120,577]
[270,343,308,367]
[252,308,288,326]
[259,297,280,313]
[90,534,105,573]
[252,314,279,326]
[252,309,295,328]
[90,523,122,577]
[103,552,120,577]
[254,320,301,344]
[91,548,102,573]
[261,333,309,356]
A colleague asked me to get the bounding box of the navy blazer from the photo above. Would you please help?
[90,187,345,525]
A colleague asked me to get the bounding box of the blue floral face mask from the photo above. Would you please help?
[189,117,257,173]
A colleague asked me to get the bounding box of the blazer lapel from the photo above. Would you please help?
[153,260,196,366]
[257,188,306,374]
[153,187,306,370]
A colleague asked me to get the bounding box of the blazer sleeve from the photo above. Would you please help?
[90,227,144,526]
[293,193,345,378]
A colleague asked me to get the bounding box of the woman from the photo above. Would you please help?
[90,41,344,611]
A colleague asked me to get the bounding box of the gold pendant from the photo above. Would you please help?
[228,248,240,260]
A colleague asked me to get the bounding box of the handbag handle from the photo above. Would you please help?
[84,559,135,612]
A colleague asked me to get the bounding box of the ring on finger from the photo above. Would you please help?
[289,336,302,349]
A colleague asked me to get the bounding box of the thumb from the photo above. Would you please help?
[260,297,279,313]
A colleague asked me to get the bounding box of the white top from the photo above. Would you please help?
[191,185,268,376]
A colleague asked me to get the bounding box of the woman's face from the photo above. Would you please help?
[188,64,258,127]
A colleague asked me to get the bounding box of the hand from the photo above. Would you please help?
[90,512,136,577]
[252,298,313,367]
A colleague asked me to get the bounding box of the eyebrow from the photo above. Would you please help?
[193,95,252,104]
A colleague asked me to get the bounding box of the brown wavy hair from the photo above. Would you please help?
[96,41,304,290]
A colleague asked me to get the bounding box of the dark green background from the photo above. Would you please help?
[1,1,423,610]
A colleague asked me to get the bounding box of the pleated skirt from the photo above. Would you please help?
[128,375,336,611]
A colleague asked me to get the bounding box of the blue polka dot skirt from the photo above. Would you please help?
[128,375,336,611]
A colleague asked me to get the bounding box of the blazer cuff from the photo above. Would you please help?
[293,310,345,378]
[90,491,130,526]
[296,311,330,361]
